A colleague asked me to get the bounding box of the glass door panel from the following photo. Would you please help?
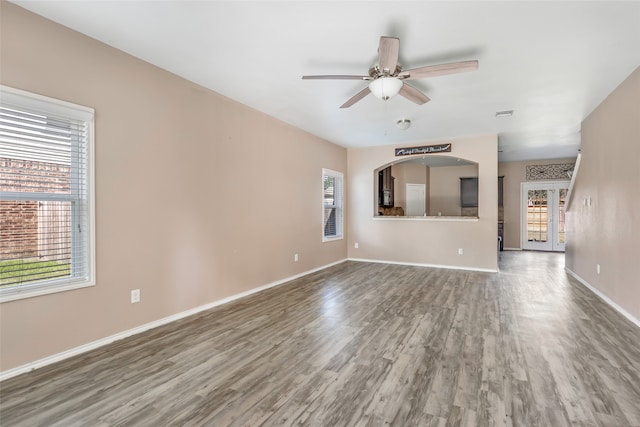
[527,189,549,242]
[524,187,552,250]
[555,188,567,251]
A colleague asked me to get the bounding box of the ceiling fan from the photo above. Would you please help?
[302,36,479,108]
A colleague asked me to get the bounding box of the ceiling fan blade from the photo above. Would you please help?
[399,60,479,80]
[378,36,400,74]
[399,83,430,105]
[340,87,371,108]
[302,75,371,80]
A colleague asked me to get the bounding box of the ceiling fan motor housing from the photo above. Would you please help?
[369,64,403,78]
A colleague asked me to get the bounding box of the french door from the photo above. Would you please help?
[521,181,569,252]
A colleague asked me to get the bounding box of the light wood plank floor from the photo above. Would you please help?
[1,252,639,426]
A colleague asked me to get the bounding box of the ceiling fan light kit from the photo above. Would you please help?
[369,77,403,101]
[302,36,479,108]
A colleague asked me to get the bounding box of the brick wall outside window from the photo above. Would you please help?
[0,158,71,260]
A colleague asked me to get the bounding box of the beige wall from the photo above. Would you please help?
[347,134,498,271]
[498,158,575,249]
[429,165,478,216]
[565,66,640,322]
[0,3,347,371]
[391,162,429,213]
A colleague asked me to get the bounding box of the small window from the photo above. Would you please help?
[0,86,95,302]
[322,168,343,241]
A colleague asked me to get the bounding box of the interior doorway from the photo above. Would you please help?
[521,181,569,252]
[405,183,426,216]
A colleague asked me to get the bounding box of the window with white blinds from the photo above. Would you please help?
[0,86,95,302]
[322,168,343,241]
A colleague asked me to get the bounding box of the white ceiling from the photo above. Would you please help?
[11,1,640,162]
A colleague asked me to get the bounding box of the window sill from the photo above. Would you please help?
[0,280,95,303]
[322,235,344,242]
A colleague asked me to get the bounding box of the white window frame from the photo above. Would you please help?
[322,168,343,242]
[0,86,96,302]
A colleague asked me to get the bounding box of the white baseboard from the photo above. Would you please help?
[565,267,640,328]
[503,247,522,251]
[0,259,347,382]
[348,258,497,273]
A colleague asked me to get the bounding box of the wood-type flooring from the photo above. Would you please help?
[1,251,639,426]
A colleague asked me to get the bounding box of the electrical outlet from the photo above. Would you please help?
[131,289,140,304]
[458,248,464,255]
[355,242,359,249]
[294,253,299,262]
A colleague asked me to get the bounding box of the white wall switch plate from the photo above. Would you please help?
[131,289,140,304]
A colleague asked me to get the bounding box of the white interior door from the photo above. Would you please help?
[522,181,569,251]
[406,183,426,216]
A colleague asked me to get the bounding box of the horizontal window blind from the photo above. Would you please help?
[323,169,343,240]
[0,86,94,299]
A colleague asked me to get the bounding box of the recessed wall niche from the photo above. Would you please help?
[374,156,478,217]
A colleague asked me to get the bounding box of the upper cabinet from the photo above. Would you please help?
[459,176,504,217]
[460,177,478,208]
[378,166,395,207]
